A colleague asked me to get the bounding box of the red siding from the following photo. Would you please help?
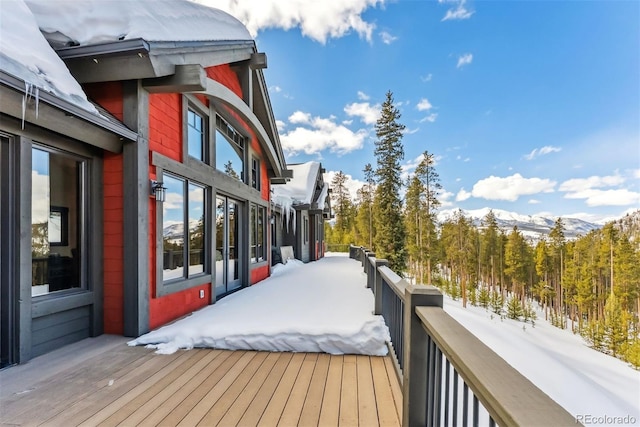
[88,82,125,334]
[84,82,124,121]
[103,151,124,334]
[148,93,182,161]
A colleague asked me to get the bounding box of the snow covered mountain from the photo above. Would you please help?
[437,208,601,241]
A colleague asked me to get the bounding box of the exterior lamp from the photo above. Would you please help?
[150,180,167,202]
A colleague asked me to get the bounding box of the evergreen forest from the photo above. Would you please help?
[325,91,640,369]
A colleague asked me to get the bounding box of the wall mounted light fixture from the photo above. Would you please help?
[150,179,167,202]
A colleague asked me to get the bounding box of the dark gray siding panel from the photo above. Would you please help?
[31,306,90,358]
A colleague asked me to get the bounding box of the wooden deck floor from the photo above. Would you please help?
[0,336,402,426]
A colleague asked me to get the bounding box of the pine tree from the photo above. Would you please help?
[363,163,375,249]
[372,91,406,272]
[330,171,355,244]
[506,294,524,320]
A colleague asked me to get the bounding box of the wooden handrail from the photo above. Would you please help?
[416,306,579,427]
[352,244,581,427]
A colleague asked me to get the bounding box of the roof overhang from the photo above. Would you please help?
[0,71,137,152]
[55,38,256,83]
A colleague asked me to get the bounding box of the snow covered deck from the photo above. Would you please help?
[0,335,402,426]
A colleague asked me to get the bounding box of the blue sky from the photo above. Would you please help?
[204,0,639,223]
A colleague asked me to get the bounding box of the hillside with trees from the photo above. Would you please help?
[324,91,640,368]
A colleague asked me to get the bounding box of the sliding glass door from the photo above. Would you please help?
[215,196,241,296]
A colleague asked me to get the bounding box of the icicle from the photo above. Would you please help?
[34,87,40,119]
[21,82,36,130]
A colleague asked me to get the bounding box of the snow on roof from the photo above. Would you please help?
[24,0,252,47]
[272,161,321,206]
[1,0,98,114]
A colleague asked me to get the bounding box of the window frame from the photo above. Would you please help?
[182,96,212,167]
[251,156,260,191]
[215,114,246,183]
[153,154,214,297]
[250,203,267,265]
[30,144,89,298]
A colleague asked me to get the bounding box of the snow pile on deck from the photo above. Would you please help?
[128,253,390,356]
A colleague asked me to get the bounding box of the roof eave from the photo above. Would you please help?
[55,38,255,83]
[0,70,137,152]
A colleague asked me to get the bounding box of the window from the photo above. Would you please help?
[31,147,85,296]
[250,204,266,263]
[304,216,309,244]
[162,174,207,282]
[215,115,244,182]
[251,157,260,190]
[187,109,206,161]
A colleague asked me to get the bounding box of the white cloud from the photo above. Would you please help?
[288,111,312,124]
[558,172,639,207]
[269,85,282,93]
[275,119,286,130]
[457,53,473,68]
[632,168,640,179]
[528,199,541,204]
[416,98,433,111]
[469,173,556,201]
[344,102,381,125]
[403,127,420,135]
[440,190,455,207]
[280,113,368,155]
[558,174,625,192]
[323,170,365,201]
[564,189,640,207]
[419,113,438,123]
[421,73,433,82]
[456,188,471,201]
[342,119,353,125]
[379,31,398,45]
[202,0,386,44]
[442,0,474,21]
[524,145,562,160]
[357,91,370,101]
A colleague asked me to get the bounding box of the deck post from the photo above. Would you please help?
[366,252,376,288]
[373,259,388,314]
[402,284,443,427]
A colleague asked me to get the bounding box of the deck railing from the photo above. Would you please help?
[350,245,579,427]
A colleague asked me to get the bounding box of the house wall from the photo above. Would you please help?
[87,64,274,335]
[86,82,125,335]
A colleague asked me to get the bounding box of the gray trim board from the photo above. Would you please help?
[18,137,32,363]
[31,292,94,318]
[122,81,150,337]
[1,72,137,149]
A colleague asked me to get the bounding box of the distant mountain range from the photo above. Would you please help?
[437,208,602,242]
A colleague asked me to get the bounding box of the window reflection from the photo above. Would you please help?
[215,116,244,182]
[162,175,185,281]
[31,147,82,296]
[162,174,207,282]
[187,109,205,161]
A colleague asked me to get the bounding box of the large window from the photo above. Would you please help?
[250,204,266,263]
[31,147,84,296]
[187,109,206,161]
[215,115,244,182]
[162,173,207,282]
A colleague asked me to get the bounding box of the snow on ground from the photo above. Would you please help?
[129,252,639,424]
[128,253,390,356]
[444,296,640,425]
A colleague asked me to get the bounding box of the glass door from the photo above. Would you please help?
[215,196,242,297]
